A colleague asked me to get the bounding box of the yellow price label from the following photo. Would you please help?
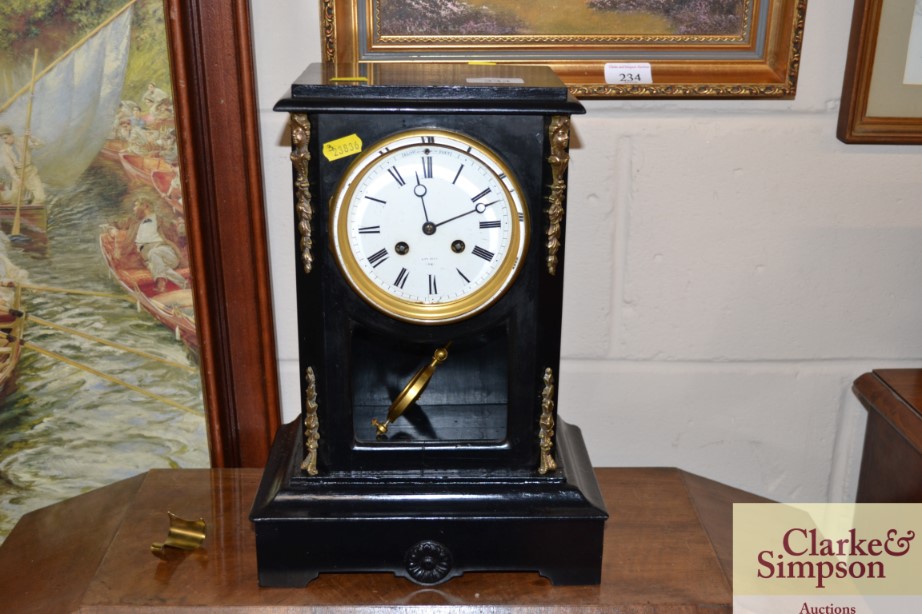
[323,134,363,162]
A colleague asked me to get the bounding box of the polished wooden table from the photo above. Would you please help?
[853,369,922,502]
[0,467,767,612]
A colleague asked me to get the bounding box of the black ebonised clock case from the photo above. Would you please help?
[250,63,608,586]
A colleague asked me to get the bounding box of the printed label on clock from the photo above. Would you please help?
[604,62,653,85]
[323,134,363,162]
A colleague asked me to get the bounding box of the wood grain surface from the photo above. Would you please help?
[0,467,771,612]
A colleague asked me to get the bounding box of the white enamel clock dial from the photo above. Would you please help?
[330,130,529,324]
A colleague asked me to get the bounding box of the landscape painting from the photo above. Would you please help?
[0,0,207,543]
[374,0,747,40]
[333,0,805,97]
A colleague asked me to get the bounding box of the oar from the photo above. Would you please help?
[11,49,39,241]
[15,282,138,305]
[22,339,201,416]
[26,314,197,373]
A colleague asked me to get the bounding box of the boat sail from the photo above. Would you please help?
[0,2,134,194]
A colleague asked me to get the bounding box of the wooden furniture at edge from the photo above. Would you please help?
[0,467,768,612]
[853,369,922,502]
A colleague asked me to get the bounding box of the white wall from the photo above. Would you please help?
[250,0,922,503]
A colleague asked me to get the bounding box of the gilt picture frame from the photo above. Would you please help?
[322,0,807,98]
[838,0,922,143]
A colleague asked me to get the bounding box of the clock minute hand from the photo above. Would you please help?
[414,172,430,223]
[433,200,500,228]
[372,343,451,437]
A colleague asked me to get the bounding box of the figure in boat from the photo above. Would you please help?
[99,193,198,354]
[142,82,169,114]
[115,197,187,292]
[150,98,174,125]
[0,124,45,206]
[130,106,147,130]
[0,234,28,391]
[156,129,179,165]
[0,236,28,310]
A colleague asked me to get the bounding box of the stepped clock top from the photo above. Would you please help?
[278,63,578,108]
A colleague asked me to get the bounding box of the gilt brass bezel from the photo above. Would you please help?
[330,129,529,324]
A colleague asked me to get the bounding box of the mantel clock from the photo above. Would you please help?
[250,63,608,587]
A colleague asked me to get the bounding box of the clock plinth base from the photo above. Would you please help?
[250,419,608,587]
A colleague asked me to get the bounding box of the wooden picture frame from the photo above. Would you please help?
[164,0,281,467]
[839,0,922,143]
[322,0,807,98]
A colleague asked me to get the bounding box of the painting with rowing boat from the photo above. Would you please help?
[0,0,207,543]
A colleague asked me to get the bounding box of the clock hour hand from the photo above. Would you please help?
[433,200,500,228]
[372,343,451,437]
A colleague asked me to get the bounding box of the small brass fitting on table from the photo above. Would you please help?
[150,512,206,556]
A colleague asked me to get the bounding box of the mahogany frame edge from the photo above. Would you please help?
[838,0,922,144]
[165,0,282,467]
